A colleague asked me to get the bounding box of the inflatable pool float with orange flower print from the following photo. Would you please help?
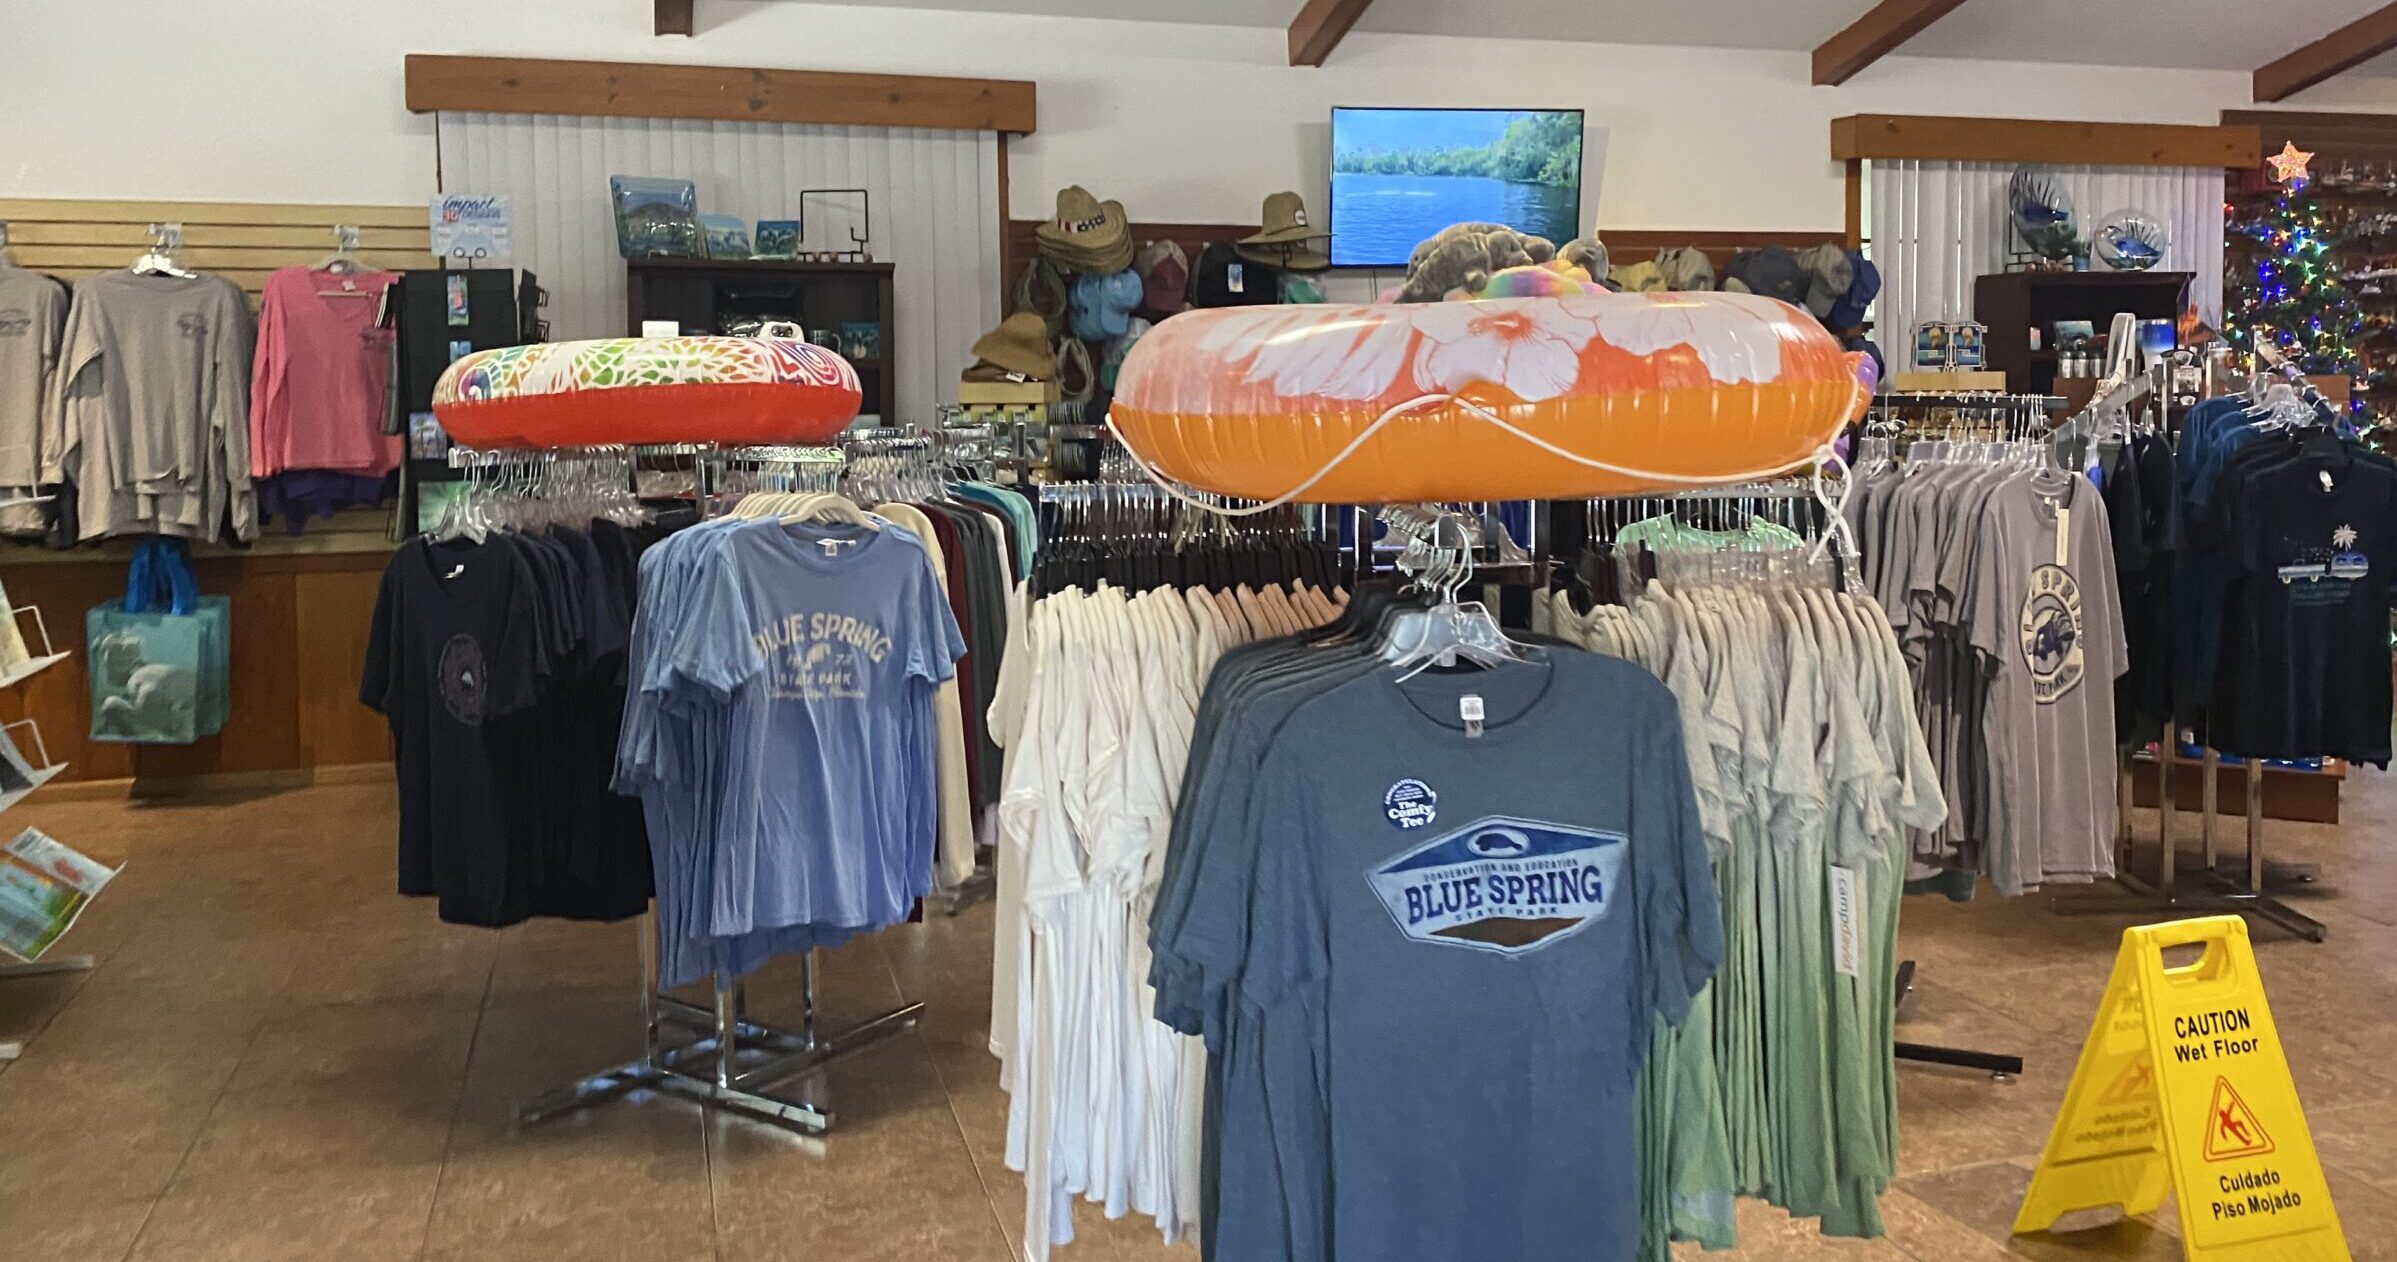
[1109,290,1873,503]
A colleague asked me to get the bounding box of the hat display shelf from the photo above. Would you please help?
[0,603,86,1063]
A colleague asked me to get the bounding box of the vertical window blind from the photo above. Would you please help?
[436,112,1002,426]
[1866,160,2224,370]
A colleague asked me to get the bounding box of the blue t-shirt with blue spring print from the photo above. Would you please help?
[1181,650,1721,1261]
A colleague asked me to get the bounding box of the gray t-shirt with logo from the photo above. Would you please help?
[1188,651,1721,1261]
[1960,474,2127,893]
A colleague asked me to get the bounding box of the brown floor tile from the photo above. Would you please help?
[0,1186,156,1262]
[127,1163,442,1262]
[4,769,2394,1260]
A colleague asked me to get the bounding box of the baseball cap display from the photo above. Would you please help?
[1656,246,1716,292]
[1188,241,1280,309]
[962,312,1055,383]
[1720,246,1808,306]
[1608,260,1666,293]
[1236,191,1330,272]
[1794,244,1856,319]
[1035,186,1135,274]
[1069,269,1144,341]
[1825,250,1880,331]
[1134,240,1189,322]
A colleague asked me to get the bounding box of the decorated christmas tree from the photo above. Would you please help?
[2225,142,2394,436]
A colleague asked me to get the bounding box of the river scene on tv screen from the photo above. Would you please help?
[1330,108,1584,267]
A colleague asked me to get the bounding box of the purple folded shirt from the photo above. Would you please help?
[258,470,397,535]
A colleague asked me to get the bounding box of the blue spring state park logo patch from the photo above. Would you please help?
[1368,816,1625,956]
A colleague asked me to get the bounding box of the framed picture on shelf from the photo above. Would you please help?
[840,321,880,363]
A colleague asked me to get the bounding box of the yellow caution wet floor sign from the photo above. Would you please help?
[2013,916,2348,1259]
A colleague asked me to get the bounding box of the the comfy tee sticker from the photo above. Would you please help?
[1368,816,1625,956]
[1383,778,1437,829]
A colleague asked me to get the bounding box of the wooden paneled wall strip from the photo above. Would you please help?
[0,198,436,301]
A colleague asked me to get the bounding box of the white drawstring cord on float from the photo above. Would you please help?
[1104,389,1848,518]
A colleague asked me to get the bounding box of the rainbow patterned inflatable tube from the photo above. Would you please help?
[433,336,861,448]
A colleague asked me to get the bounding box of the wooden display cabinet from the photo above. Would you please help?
[625,258,897,423]
[1973,270,2194,395]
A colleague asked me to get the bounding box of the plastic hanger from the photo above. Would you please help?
[131,223,195,278]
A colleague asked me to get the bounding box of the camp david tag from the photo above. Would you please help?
[1368,816,1625,956]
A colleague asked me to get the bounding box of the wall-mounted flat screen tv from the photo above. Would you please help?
[1329,107,1585,268]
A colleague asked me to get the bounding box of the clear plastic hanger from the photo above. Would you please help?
[314,225,375,296]
[1378,508,1536,681]
[131,223,194,278]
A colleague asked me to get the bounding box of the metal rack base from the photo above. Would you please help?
[2054,742,2327,943]
[517,916,922,1135]
[1892,960,2023,1080]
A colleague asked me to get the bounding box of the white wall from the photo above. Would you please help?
[6,0,2394,230]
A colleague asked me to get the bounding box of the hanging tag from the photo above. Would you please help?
[443,563,467,580]
[1830,865,1861,978]
[2054,506,2071,569]
[1460,693,1485,739]
[819,538,843,557]
[1227,263,1246,294]
[445,273,470,327]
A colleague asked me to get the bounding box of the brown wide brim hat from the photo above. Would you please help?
[964,312,1055,382]
[1240,190,1330,247]
[1036,189,1134,273]
[1236,239,1330,273]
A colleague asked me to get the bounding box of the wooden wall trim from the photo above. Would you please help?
[1831,114,2263,168]
[1811,0,1969,87]
[403,54,1038,135]
[2254,2,2397,103]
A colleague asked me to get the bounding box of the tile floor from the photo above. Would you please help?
[1,773,2394,1261]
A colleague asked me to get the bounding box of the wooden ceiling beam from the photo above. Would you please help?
[1289,0,1376,67]
[1812,0,1969,86]
[655,0,694,37]
[2254,1,2397,102]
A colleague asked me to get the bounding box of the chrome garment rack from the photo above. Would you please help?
[2056,346,2331,944]
[499,438,924,1135]
[1579,476,2017,1078]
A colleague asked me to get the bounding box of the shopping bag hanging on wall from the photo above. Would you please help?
[1108,279,1876,504]
[86,539,230,745]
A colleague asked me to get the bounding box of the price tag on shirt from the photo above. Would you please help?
[1227,263,1245,294]
[1460,694,1485,739]
[2054,507,2070,569]
[1829,866,1861,978]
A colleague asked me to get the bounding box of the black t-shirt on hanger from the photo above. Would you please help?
[2211,442,2397,767]
[362,535,555,927]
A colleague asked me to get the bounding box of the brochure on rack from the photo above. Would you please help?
[0,828,116,961]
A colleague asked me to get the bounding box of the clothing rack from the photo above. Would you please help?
[495,437,923,1136]
[1572,472,2020,1078]
[2056,346,2331,944]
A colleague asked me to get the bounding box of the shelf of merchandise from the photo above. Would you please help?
[0,608,89,1063]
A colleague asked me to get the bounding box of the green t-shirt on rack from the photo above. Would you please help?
[1617,513,1806,554]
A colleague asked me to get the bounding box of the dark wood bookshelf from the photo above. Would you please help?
[1973,270,2193,395]
[625,258,897,423]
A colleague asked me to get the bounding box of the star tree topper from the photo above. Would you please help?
[2268,141,2315,186]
